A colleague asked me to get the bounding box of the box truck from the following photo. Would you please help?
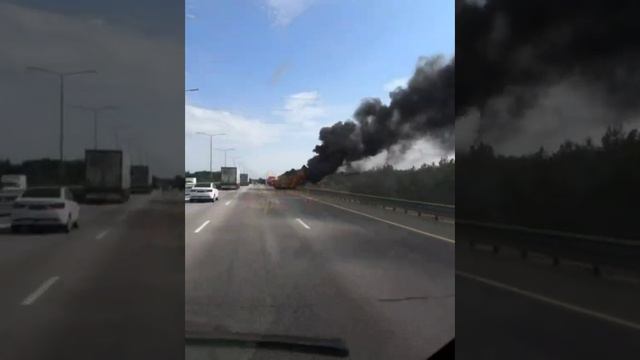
[84,150,130,203]
[239,173,249,186]
[220,167,239,190]
[130,165,152,194]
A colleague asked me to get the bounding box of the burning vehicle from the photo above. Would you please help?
[272,167,308,190]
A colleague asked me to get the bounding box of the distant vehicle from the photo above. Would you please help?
[266,176,276,187]
[185,177,197,201]
[11,186,80,233]
[84,150,131,203]
[130,165,152,194]
[189,182,219,202]
[220,167,239,190]
[0,174,27,218]
[185,177,197,189]
[239,173,249,186]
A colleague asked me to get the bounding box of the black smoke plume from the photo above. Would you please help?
[306,56,454,183]
[457,0,640,135]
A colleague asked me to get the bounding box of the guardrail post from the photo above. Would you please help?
[435,215,439,221]
[520,249,528,259]
[593,264,601,277]
[552,257,559,266]
[492,245,499,254]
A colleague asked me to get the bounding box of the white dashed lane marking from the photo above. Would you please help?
[194,220,210,233]
[96,229,110,240]
[296,218,311,230]
[21,276,60,305]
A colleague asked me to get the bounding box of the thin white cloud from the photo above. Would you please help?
[275,91,327,127]
[186,105,281,147]
[185,103,321,176]
[264,0,316,27]
[185,93,354,176]
[383,76,410,93]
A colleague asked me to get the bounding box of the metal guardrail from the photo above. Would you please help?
[458,220,640,276]
[302,187,455,220]
[301,187,639,276]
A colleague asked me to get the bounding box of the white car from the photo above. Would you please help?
[11,186,80,233]
[189,182,219,202]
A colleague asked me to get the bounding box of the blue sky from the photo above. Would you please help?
[186,0,454,177]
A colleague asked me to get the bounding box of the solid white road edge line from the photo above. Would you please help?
[302,195,454,244]
[296,218,311,229]
[194,220,210,233]
[21,276,60,305]
[457,270,640,331]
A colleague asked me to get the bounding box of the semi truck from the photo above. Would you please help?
[130,165,152,194]
[239,173,249,186]
[84,150,131,203]
[0,174,27,218]
[220,167,239,190]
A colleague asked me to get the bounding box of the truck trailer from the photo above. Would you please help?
[239,173,249,186]
[220,167,239,190]
[84,150,131,203]
[130,165,152,194]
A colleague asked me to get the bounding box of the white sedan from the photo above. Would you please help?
[189,182,219,202]
[11,186,80,233]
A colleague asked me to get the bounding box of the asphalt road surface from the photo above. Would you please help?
[456,226,640,359]
[185,185,455,360]
[0,190,184,360]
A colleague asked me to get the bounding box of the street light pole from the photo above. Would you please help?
[196,132,225,182]
[93,109,97,148]
[71,105,117,149]
[27,66,97,183]
[215,148,235,167]
[60,76,64,163]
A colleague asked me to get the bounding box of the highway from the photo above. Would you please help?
[185,185,455,359]
[456,225,640,359]
[0,190,184,360]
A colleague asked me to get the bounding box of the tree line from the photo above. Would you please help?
[457,126,640,239]
[314,159,455,205]
[184,171,222,183]
[0,159,179,190]
[0,159,84,186]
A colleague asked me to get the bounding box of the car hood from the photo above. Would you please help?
[185,325,349,357]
